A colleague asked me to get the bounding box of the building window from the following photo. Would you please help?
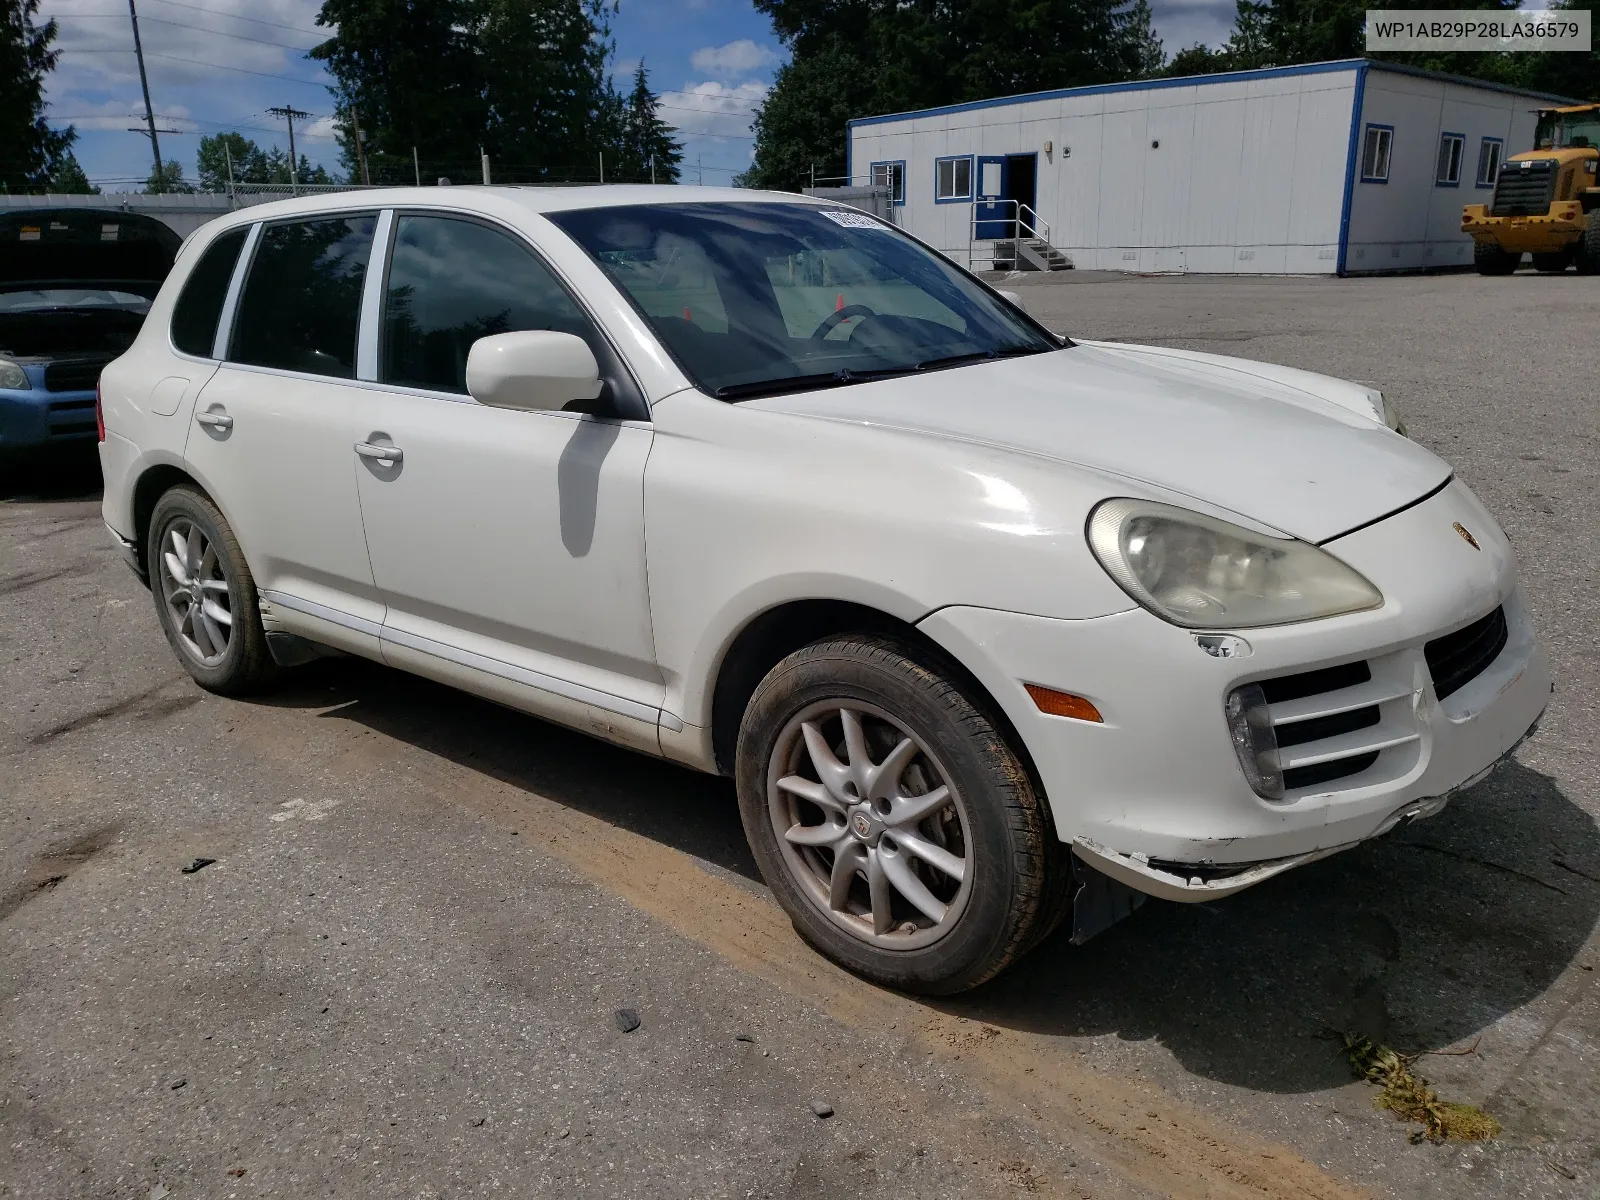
[869,160,905,205]
[1476,137,1503,187]
[934,156,973,202]
[1361,124,1393,183]
[1436,132,1465,186]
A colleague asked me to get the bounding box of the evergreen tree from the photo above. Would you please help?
[1,0,78,192]
[46,148,96,193]
[742,0,1168,191]
[312,0,485,184]
[611,63,683,182]
[144,159,195,194]
[197,133,335,191]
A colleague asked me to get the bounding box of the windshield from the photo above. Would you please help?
[0,287,153,313]
[547,202,1061,399]
[1535,109,1600,149]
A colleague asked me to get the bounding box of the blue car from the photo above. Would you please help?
[0,208,179,464]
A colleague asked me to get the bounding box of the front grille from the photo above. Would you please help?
[1425,606,1508,701]
[1254,660,1417,793]
[49,421,98,437]
[48,398,95,412]
[43,359,107,393]
[1490,161,1556,216]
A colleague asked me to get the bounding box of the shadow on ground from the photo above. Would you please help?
[260,654,1600,1097]
[0,451,102,502]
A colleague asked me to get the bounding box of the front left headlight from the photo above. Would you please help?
[0,356,29,391]
[1087,498,1383,629]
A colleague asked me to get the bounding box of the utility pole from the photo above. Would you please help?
[649,154,655,185]
[126,0,162,181]
[697,154,702,186]
[266,104,311,195]
[598,151,604,184]
[412,146,420,187]
[223,141,236,204]
[480,147,490,185]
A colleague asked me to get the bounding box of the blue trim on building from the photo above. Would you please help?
[1435,132,1465,187]
[1475,136,1503,188]
[847,60,1362,131]
[843,58,1575,140]
[933,154,974,203]
[1336,62,1369,277]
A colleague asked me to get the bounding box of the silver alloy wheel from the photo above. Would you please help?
[157,518,234,667]
[767,700,973,950]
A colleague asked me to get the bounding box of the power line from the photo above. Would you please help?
[55,14,321,52]
[71,46,330,86]
[50,0,326,36]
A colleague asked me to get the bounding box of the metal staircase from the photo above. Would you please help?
[970,202,1072,273]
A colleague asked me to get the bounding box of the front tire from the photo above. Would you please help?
[735,635,1065,994]
[147,485,276,695]
[1474,243,1520,275]
[1531,251,1572,273]
[1576,213,1600,275]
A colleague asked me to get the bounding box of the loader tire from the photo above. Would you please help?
[1576,213,1600,275]
[1474,242,1520,275]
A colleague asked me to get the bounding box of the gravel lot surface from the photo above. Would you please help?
[2,268,1596,1199]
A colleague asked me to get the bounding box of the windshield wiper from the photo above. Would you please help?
[714,366,913,400]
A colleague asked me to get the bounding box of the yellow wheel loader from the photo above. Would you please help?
[1462,104,1600,275]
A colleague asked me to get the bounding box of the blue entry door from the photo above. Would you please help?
[973,156,1010,239]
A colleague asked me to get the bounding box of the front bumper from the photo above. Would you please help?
[921,480,1550,901]
[1462,203,1587,253]
[0,385,99,452]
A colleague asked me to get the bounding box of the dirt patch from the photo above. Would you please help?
[28,678,189,745]
[0,826,119,921]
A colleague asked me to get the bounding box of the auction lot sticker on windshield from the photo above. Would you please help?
[819,210,885,230]
[1366,9,1589,51]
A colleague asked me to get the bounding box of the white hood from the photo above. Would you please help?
[745,343,1449,544]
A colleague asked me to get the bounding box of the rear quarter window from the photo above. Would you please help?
[170,227,248,357]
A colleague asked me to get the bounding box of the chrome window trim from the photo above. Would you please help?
[356,208,395,381]
[211,221,263,360]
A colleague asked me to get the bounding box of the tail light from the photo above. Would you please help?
[95,380,106,442]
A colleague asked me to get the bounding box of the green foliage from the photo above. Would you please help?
[196,132,334,191]
[45,148,96,194]
[312,0,677,184]
[742,0,1167,191]
[144,159,195,194]
[1,0,79,193]
[609,63,684,183]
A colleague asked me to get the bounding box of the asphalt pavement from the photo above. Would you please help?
[2,266,1596,1199]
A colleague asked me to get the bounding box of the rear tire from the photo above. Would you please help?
[1576,213,1600,275]
[1474,243,1520,275]
[735,634,1065,995]
[147,485,277,695]
[1531,251,1572,273]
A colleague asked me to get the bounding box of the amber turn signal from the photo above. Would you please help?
[1024,684,1103,722]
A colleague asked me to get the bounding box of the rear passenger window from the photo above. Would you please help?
[170,227,247,357]
[381,214,601,394]
[230,215,375,378]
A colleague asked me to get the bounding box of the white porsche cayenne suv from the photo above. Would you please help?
[99,187,1550,994]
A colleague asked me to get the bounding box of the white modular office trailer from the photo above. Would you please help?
[846,60,1569,274]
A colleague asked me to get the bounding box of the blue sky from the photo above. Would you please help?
[37,0,1236,193]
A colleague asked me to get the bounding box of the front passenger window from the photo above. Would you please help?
[380,215,602,395]
[230,215,375,379]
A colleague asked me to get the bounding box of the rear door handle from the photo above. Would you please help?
[355,442,403,464]
[195,410,233,430]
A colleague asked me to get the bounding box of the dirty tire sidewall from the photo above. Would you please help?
[1577,213,1600,275]
[147,485,276,696]
[735,635,1054,996]
[1474,242,1519,275]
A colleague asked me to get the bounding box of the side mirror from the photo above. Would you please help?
[465,331,603,412]
[995,288,1028,313]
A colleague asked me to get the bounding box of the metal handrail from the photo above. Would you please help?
[968,198,1053,270]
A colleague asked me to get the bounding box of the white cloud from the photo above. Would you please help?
[656,80,768,142]
[688,39,778,80]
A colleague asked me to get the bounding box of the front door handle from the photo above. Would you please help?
[355,441,403,464]
[195,409,233,430]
